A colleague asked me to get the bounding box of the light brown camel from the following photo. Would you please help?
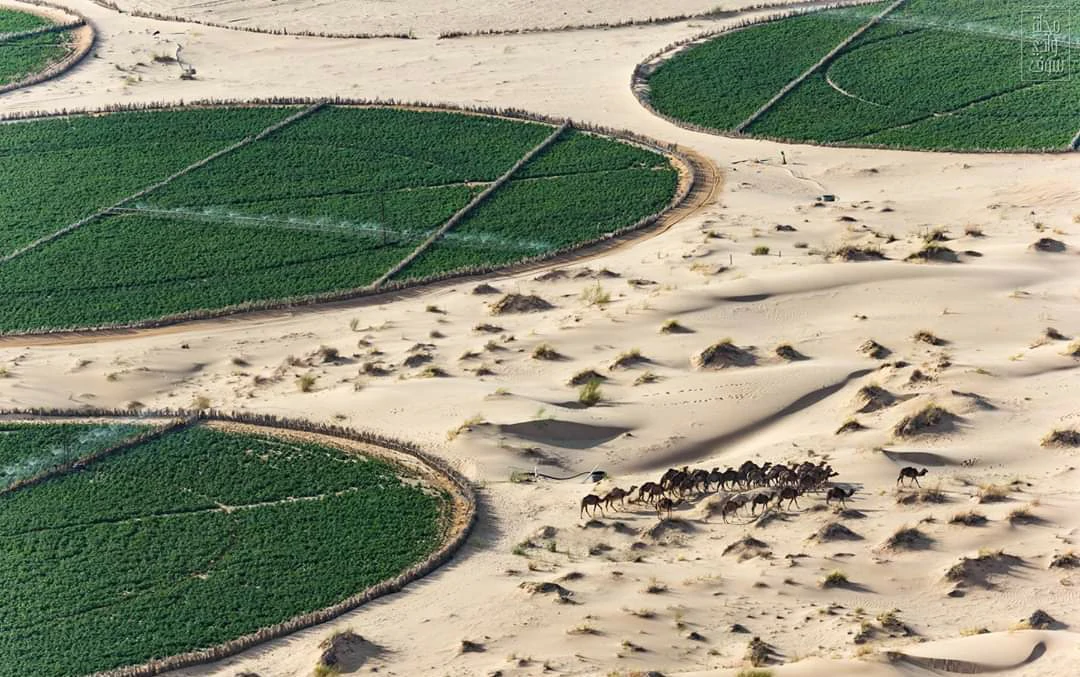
[776,485,801,509]
[602,485,638,511]
[655,497,680,520]
[637,482,664,504]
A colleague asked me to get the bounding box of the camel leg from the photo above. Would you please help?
[913,477,921,488]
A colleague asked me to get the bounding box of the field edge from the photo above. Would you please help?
[0,0,96,95]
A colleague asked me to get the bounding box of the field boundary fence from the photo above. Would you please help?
[0,407,478,677]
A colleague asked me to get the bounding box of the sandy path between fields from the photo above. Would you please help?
[1,1,1080,676]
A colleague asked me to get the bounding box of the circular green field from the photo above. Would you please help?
[643,0,1080,151]
[0,8,79,88]
[0,104,679,333]
[0,418,455,676]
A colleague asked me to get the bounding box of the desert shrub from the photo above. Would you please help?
[578,380,603,407]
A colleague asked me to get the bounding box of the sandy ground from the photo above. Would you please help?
[2,0,1080,675]
[92,0,785,37]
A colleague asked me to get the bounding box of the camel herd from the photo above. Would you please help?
[579,460,930,521]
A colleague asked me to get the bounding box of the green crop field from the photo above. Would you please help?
[0,421,448,676]
[0,106,677,332]
[643,0,1080,151]
[0,9,75,87]
[0,421,147,490]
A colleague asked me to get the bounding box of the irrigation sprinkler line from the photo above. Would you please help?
[1069,127,1080,151]
[0,102,326,266]
[369,120,570,288]
[733,0,909,134]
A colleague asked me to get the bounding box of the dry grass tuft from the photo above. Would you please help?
[977,483,1010,503]
[821,570,849,588]
[913,329,945,346]
[1042,429,1080,448]
[835,418,866,434]
[856,384,896,413]
[884,526,932,551]
[568,369,606,386]
[611,348,647,369]
[907,244,959,263]
[1032,237,1066,253]
[296,372,318,392]
[532,343,563,361]
[859,339,890,359]
[949,510,987,526]
[775,343,809,361]
[660,319,692,334]
[578,380,603,407]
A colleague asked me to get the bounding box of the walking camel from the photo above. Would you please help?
[602,485,638,511]
[825,486,856,508]
[580,494,604,518]
[655,497,680,520]
[897,466,929,487]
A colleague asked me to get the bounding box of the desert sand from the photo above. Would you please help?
[1,0,1079,675]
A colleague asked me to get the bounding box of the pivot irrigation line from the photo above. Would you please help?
[0,102,326,265]
[733,0,909,133]
[369,121,570,288]
[1070,127,1080,151]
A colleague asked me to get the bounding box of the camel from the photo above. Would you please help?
[718,467,740,490]
[602,485,638,511]
[689,468,710,492]
[580,494,604,518]
[750,491,774,515]
[637,482,664,505]
[655,497,680,520]
[777,485,801,509]
[721,494,748,522]
[825,486,856,508]
[661,466,689,491]
[897,466,929,487]
[705,467,723,492]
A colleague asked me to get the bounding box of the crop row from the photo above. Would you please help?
[0,425,445,676]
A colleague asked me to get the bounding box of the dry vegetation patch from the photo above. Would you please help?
[723,535,771,561]
[856,384,896,413]
[907,244,959,263]
[859,340,890,360]
[884,526,932,551]
[1032,237,1066,253]
[775,344,808,361]
[828,245,886,261]
[893,404,957,437]
[491,294,553,315]
[835,418,866,434]
[610,348,648,369]
[1042,429,1080,448]
[694,340,756,368]
[945,550,1022,589]
[949,510,988,526]
[568,369,606,386]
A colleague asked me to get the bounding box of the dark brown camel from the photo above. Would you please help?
[777,485,801,509]
[750,491,773,515]
[602,485,638,511]
[637,482,664,505]
[897,466,929,487]
[580,494,604,518]
[825,486,856,508]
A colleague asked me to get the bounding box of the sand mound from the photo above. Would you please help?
[1049,552,1079,569]
[567,369,607,386]
[945,550,1022,589]
[835,419,866,434]
[693,340,756,368]
[894,404,957,437]
[318,630,382,672]
[856,384,897,413]
[490,294,553,315]
[775,344,809,361]
[519,581,573,600]
[723,535,771,560]
[1032,238,1066,253]
[883,526,932,551]
[829,245,887,262]
[859,339,891,359]
[472,283,500,295]
[907,244,960,263]
[815,522,862,542]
